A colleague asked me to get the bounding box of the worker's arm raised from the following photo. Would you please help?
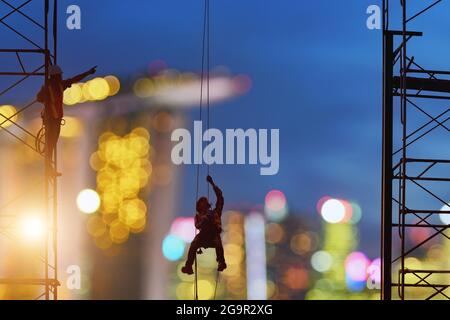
[207,175,224,215]
[63,66,97,88]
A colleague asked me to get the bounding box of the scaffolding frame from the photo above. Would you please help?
[0,0,59,300]
[382,0,450,300]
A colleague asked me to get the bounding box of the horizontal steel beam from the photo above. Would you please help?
[0,278,60,286]
[0,49,45,53]
[385,30,423,37]
[394,76,450,93]
[0,72,44,76]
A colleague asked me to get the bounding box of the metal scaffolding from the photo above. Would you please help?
[0,0,59,300]
[382,0,450,300]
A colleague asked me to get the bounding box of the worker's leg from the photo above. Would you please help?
[214,235,227,271]
[215,236,225,264]
[44,117,61,176]
[184,235,201,268]
[44,118,55,168]
[182,235,203,275]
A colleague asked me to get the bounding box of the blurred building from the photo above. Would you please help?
[306,197,379,300]
[0,61,250,300]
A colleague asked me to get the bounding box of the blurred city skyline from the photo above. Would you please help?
[0,0,449,299]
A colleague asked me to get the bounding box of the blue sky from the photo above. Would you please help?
[3,0,450,256]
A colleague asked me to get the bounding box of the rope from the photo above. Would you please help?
[193,0,208,301]
[206,0,211,199]
[53,0,57,65]
[213,268,219,300]
[193,0,220,301]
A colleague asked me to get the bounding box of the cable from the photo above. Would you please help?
[193,0,209,301]
[213,268,220,300]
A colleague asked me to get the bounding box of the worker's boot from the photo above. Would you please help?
[218,261,227,272]
[181,265,194,275]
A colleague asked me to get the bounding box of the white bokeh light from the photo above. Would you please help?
[439,203,450,225]
[311,250,333,273]
[76,189,101,214]
[320,198,346,223]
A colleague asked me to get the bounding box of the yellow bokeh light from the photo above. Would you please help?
[129,219,146,233]
[60,116,84,138]
[104,75,121,96]
[81,82,93,101]
[63,84,83,106]
[88,77,110,101]
[133,78,154,98]
[0,105,18,128]
[132,127,150,140]
[87,215,107,237]
[89,152,105,171]
[102,212,118,225]
[89,127,151,245]
[128,134,149,158]
[190,280,214,300]
[118,175,140,197]
[94,233,113,250]
[109,219,129,244]
[118,198,147,227]
[176,282,193,300]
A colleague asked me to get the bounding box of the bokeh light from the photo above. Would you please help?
[88,77,110,100]
[348,201,362,224]
[60,116,84,138]
[290,232,317,255]
[63,75,120,106]
[409,219,432,246]
[311,250,333,273]
[170,217,195,243]
[264,190,288,222]
[319,198,346,224]
[265,223,284,244]
[109,219,130,244]
[63,84,83,106]
[346,275,366,292]
[283,267,308,290]
[0,105,18,128]
[439,203,450,224]
[367,258,381,289]
[190,280,214,300]
[345,251,369,282]
[76,189,101,214]
[89,127,151,249]
[104,75,121,96]
[162,234,185,261]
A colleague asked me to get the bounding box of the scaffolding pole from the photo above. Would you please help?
[382,0,450,300]
[0,0,59,300]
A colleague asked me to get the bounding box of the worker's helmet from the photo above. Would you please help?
[196,197,211,212]
[49,65,63,76]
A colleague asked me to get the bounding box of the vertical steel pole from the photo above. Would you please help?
[381,30,393,301]
[400,0,408,300]
[44,0,50,300]
[52,0,58,300]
